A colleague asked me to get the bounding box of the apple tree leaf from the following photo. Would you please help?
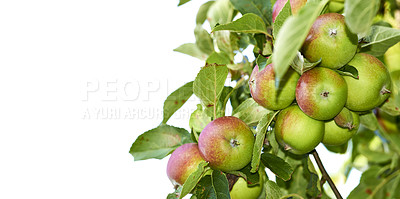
[336,64,359,79]
[290,52,321,75]
[193,64,229,118]
[189,104,212,137]
[207,0,235,28]
[360,111,379,131]
[179,161,209,199]
[232,98,272,126]
[211,170,231,199]
[344,0,380,35]
[227,163,260,186]
[178,0,191,6]
[265,180,283,199]
[272,0,291,39]
[251,111,279,172]
[196,1,215,24]
[256,54,268,71]
[230,0,273,26]
[162,81,194,124]
[347,166,400,199]
[195,25,214,55]
[272,0,328,87]
[167,186,182,199]
[212,13,269,35]
[193,175,216,198]
[261,153,294,181]
[357,145,393,164]
[129,125,193,161]
[206,51,231,65]
[361,25,400,57]
[174,43,209,60]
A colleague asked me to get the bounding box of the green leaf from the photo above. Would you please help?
[251,111,279,172]
[227,163,260,185]
[193,64,229,118]
[196,1,215,24]
[212,13,269,35]
[167,186,182,199]
[344,0,380,35]
[206,51,231,65]
[193,175,216,198]
[129,125,192,161]
[272,0,328,87]
[232,98,272,126]
[230,0,273,26]
[178,0,191,6]
[214,31,239,58]
[361,25,400,57]
[265,180,283,199]
[261,152,294,181]
[174,43,208,60]
[163,81,194,124]
[180,161,209,199]
[189,104,212,136]
[207,0,235,28]
[256,54,268,71]
[348,166,400,199]
[290,52,320,75]
[336,64,359,79]
[211,170,231,199]
[272,0,291,38]
[195,25,215,55]
[358,145,393,164]
[360,111,379,131]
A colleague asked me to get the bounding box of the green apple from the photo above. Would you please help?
[327,0,344,13]
[344,53,392,111]
[249,64,300,110]
[166,143,205,186]
[274,105,325,154]
[322,108,360,146]
[324,142,348,154]
[272,0,307,22]
[230,169,266,199]
[296,67,348,120]
[301,13,358,69]
[198,116,255,172]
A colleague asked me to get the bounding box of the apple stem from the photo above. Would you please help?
[311,149,343,199]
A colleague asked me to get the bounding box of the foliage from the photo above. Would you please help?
[131,0,400,198]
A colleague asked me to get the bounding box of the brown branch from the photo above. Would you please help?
[311,149,343,199]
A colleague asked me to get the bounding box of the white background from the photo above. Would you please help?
[0,0,360,198]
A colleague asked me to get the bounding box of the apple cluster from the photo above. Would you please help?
[250,12,392,154]
[166,116,264,199]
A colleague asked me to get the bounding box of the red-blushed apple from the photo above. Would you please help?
[301,13,358,69]
[344,53,392,111]
[272,0,307,22]
[198,116,255,172]
[274,105,324,154]
[166,143,205,186]
[249,64,300,110]
[296,67,348,120]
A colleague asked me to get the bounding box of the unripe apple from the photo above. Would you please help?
[274,105,324,154]
[272,0,307,22]
[344,53,392,111]
[230,169,266,199]
[249,64,300,110]
[301,13,358,69]
[296,67,348,120]
[322,108,360,146]
[166,143,205,186]
[198,116,255,172]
